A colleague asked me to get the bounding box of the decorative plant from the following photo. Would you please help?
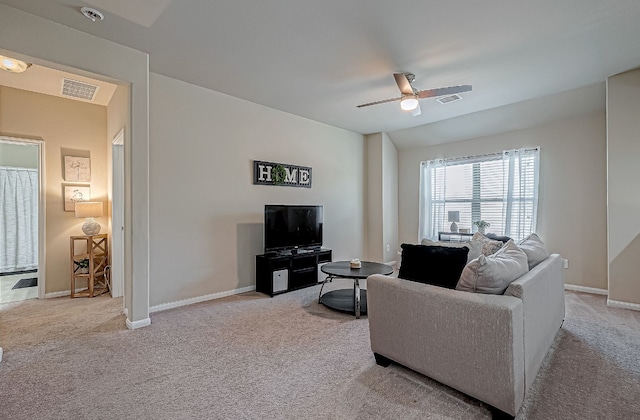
[473,220,490,228]
[272,164,286,185]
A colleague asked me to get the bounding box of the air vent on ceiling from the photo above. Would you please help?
[437,94,462,104]
[61,78,99,101]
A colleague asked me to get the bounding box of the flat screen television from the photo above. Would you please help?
[264,205,323,252]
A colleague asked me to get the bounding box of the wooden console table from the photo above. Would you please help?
[70,234,110,298]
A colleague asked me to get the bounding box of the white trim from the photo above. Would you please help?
[123,307,128,317]
[149,285,256,313]
[384,260,396,267]
[45,288,91,299]
[564,284,608,296]
[126,317,151,330]
[0,347,3,362]
[112,128,124,145]
[111,132,125,298]
[607,299,640,312]
[0,136,46,300]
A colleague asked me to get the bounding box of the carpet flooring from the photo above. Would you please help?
[0,285,638,419]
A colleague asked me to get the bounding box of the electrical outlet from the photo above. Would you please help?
[386,244,390,252]
[563,259,569,269]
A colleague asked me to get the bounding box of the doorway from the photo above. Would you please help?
[0,137,46,303]
[0,10,151,326]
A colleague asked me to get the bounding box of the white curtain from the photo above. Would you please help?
[502,147,540,239]
[0,167,38,273]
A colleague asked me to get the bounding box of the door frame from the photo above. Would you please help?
[0,136,46,299]
[111,128,125,299]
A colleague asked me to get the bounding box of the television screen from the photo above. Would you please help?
[264,205,323,252]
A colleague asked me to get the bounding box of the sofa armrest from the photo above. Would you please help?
[504,253,565,393]
[368,275,525,416]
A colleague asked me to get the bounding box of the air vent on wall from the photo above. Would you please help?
[61,78,99,101]
[437,94,462,104]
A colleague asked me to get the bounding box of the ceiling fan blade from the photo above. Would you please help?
[417,85,472,99]
[394,73,415,95]
[411,103,422,117]
[356,96,402,108]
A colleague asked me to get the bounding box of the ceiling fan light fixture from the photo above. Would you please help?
[400,95,419,111]
[0,56,32,73]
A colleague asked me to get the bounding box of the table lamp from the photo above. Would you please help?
[448,211,460,233]
[75,201,103,235]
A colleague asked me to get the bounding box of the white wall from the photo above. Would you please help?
[398,111,608,289]
[149,73,365,307]
[366,133,399,263]
[382,135,399,263]
[366,134,383,262]
[607,68,640,306]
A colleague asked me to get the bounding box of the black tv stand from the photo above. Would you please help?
[256,248,332,296]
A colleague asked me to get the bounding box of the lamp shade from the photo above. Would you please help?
[447,211,460,222]
[75,201,103,218]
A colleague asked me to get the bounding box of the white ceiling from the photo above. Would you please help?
[2,0,639,146]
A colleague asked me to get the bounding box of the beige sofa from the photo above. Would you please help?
[367,254,565,417]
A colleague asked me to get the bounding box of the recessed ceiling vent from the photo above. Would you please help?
[437,94,462,104]
[61,78,99,101]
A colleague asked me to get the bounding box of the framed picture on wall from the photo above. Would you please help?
[64,156,91,182]
[64,185,91,212]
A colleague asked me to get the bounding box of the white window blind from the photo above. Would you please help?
[419,147,540,241]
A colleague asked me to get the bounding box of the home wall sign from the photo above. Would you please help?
[253,160,312,188]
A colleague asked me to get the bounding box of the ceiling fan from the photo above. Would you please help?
[356,73,472,116]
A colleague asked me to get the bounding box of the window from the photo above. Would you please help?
[419,147,540,241]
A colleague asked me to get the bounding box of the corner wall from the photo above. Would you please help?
[148,73,365,307]
[366,133,398,263]
[607,68,640,307]
[398,111,608,289]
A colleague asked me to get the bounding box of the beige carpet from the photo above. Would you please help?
[0,284,638,419]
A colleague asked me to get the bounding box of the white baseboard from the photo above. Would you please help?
[564,284,608,296]
[126,317,151,330]
[0,347,3,362]
[384,260,397,267]
[607,299,640,312]
[45,287,89,298]
[149,285,256,313]
[123,307,128,317]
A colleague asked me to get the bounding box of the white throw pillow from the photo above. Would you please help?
[456,240,529,294]
[517,233,550,270]
[421,238,482,263]
[471,232,503,256]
